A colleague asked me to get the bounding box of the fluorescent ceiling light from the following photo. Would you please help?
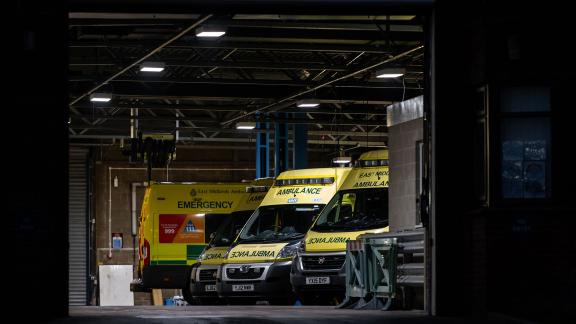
[236,121,256,130]
[90,93,112,102]
[197,31,226,37]
[332,156,352,164]
[296,99,320,108]
[140,61,165,72]
[196,26,226,38]
[375,67,406,78]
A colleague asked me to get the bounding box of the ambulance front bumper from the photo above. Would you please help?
[290,252,346,295]
[190,264,219,298]
[217,261,293,298]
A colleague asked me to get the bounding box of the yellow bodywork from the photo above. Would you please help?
[138,182,249,272]
[304,228,389,252]
[224,242,289,264]
[223,168,351,265]
[198,246,229,265]
[304,150,390,253]
[261,168,351,206]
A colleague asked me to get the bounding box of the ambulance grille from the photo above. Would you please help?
[199,269,217,281]
[226,267,264,279]
[301,254,346,271]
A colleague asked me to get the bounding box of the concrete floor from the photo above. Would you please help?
[43,306,534,324]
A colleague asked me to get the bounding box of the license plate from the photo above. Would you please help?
[232,284,254,291]
[204,285,216,292]
[306,277,330,285]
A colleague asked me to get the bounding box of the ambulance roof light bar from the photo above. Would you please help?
[356,159,389,167]
[245,185,270,193]
[274,177,334,186]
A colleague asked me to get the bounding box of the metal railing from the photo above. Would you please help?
[337,228,425,310]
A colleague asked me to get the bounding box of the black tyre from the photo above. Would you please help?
[182,268,194,305]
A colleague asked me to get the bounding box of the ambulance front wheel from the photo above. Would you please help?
[182,267,194,305]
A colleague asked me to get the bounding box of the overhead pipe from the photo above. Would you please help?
[68,14,212,107]
[130,108,138,138]
[108,167,112,259]
[131,182,145,237]
[220,45,424,126]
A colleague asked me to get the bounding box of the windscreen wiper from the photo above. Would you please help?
[273,232,304,241]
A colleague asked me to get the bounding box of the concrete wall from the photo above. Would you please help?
[388,118,423,231]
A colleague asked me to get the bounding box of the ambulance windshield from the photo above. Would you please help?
[312,188,389,232]
[210,210,253,247]
[238,204,323,243]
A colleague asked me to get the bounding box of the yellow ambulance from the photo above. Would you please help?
[132,181,248,292]
[184,178,273,305]
[216,168,351,305]
[290,150,389,304]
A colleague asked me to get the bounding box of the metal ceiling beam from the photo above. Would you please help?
[69,115,385,127]
[69,134,385,146]
[71,103,388,115]
[68,124,387,137]
[70,80,418,102]
[69,15,421,30]
[69,40,392,54]
[69,77,423,90]
[69,60,350,71]
[68,14,212,107]
[69,13,202,19]
[220,45,424,125]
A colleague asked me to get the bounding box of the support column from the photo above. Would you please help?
[255,117,271,178]
[293,113,308,169]
[274,113,289,176]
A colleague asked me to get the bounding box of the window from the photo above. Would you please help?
[500,86,551,198]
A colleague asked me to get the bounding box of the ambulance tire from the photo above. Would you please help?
[182,268,195,305]
[182,283,194,305]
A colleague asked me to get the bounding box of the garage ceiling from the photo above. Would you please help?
[68,13,425,150]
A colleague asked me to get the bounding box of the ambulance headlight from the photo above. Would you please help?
[276,241,301,259]
[298,240,306,253]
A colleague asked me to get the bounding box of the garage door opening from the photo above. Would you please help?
[68,3,434,319]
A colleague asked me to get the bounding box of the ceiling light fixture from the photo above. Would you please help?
[236,121,256,130]
[296,99,320,108]
[332,156,352,165]
[195,26,226,38]
[89,93,112,102]
[375,67,406,78]
[140,61,165,72]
